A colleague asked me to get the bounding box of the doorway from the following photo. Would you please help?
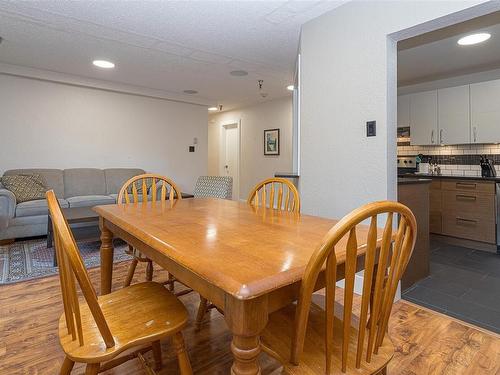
[394,10,500,334]
[219,122,240,200]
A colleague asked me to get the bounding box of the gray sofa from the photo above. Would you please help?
[0,168,145,241]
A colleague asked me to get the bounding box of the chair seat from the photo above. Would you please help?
[59,282,188,363]
[261,301,394,375]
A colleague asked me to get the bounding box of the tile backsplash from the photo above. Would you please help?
[397,143,500,177]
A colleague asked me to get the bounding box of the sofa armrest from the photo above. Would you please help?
[0,189,16,218]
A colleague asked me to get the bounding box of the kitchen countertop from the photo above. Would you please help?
[399,173,500,182]
[274,172,300,178]
[398,177,432,185]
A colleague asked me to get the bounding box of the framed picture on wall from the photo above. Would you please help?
[264,128,280,155]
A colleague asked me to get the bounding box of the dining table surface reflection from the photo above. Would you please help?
[94,198,383,375]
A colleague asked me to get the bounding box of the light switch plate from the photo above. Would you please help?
[366,121,376,137]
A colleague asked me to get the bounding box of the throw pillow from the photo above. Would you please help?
[1,174,47,203]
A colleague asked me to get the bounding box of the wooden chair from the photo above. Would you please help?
[118,174,182,289]
[195,177,302,329]
[260,201,417,375]
[46,190,192,375]
[247,177,300,213]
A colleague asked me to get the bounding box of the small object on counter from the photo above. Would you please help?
[480,155,497,177]
[429,162,441,176]
[419,162,429,174]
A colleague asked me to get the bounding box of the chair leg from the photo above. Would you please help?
[173,332,192,375]
[167,272,175,291]
[195,296,209,329]
[60,356,75,375]
[152,340,163,370]
[123,258,139,287]
[84,363,100,375]
[146,260,154,282]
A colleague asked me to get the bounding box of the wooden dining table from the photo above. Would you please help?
[94,198,384,375]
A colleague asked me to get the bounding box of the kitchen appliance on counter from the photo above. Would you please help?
[397,156,418,175]
[480,155,497,177]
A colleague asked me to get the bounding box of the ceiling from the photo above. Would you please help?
[398,12,500,86]
[0,1,344,110]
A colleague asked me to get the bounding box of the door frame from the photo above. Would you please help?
[219,121,241,200]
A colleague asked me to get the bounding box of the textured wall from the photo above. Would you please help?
[0,74,208,192]
[299,0,488,219]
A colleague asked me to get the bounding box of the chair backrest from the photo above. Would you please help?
[247,178,300,213]
[46,190,115,349]
[117,173,182,204]
[194,176,233,199]
[291,201,417,373]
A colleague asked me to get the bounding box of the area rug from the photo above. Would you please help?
[0,238,131,284]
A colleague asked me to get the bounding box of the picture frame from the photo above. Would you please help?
[264,128,280,156]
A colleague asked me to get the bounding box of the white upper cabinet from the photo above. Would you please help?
[438,85,470,145]
[470,79,500,144]
[409,90,438,146]
[397,94,410,128]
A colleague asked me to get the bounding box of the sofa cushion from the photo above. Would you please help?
[4,169,64,197]
[66,195,115,208]
[104,168,145,195]
[1,174,47,203]
[64,169,106,198]
[0,215,9,230]
[15,198,69,217]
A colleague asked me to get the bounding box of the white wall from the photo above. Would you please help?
[208,97,292,200]
[299,0,493,219]
[0,74,208,192]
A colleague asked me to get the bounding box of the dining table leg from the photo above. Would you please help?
[224,295,268,375]
[99,218,114,295]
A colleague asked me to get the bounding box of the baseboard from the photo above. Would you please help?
[431,234,498,253]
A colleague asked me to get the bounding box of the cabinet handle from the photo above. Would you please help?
[440,129,444,144]
[456,194,476,201]
[456,217,478,224]
[456,182,476,189]
[431,130,435,144]
[473,127,477,142]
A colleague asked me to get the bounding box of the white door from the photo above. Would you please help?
[410,90,438,146]
[471,79,500,144]
[397,94,410,128]
[438,85,470,145]
[221,124,239,200]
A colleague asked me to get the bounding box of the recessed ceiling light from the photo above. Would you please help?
[287,85,294,91]
[230,70,248,77]
[208,107,218,112]
[457,33,491,46]
[92,59,115,69]
[183,89,198,94]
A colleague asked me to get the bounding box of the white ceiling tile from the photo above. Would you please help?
[0,0,344,109]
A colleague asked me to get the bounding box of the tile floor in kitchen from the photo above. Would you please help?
[403,239,500,334]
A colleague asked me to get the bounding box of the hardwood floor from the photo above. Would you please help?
[1,260,498,374]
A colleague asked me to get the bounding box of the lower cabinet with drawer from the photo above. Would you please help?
[432,179,497,244]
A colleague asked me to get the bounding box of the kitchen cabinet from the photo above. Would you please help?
[398,179,431,291]
[429,178,496,244]
[409,90,438,146]
[438,85,470,145]
[470,79,500,144]
[397,94,410,128]
[429,180,442,234]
